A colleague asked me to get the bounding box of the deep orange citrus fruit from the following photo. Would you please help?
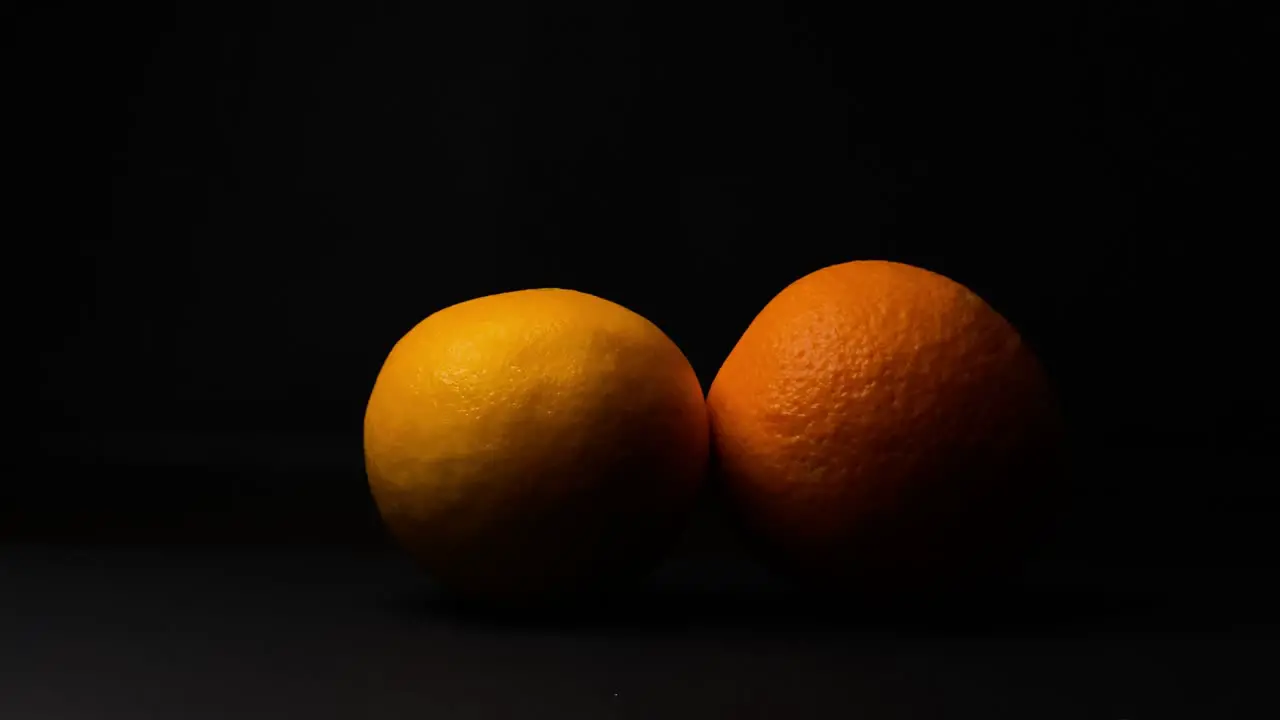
[707,260,1064,592]
[364,289,709,605]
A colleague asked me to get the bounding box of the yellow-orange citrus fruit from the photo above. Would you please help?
[707,261,1064,592]
[364,289,709,605]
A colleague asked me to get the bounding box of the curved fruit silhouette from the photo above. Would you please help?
[707,260,1065,593]
[364,289,709,605]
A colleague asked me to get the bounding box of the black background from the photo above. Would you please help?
[9,0,1279,715]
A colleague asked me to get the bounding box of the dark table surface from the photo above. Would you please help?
[3,537,1275,719]
[5,442,1277,717]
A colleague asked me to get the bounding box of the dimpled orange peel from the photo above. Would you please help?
[364,289,709,606]
[707,260,1065,593]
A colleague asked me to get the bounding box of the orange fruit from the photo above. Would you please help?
[707,261,1064,592]
[364,289,708,605]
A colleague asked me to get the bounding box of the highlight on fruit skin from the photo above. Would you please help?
[363,288,710,607]
[706,260,1066,595]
